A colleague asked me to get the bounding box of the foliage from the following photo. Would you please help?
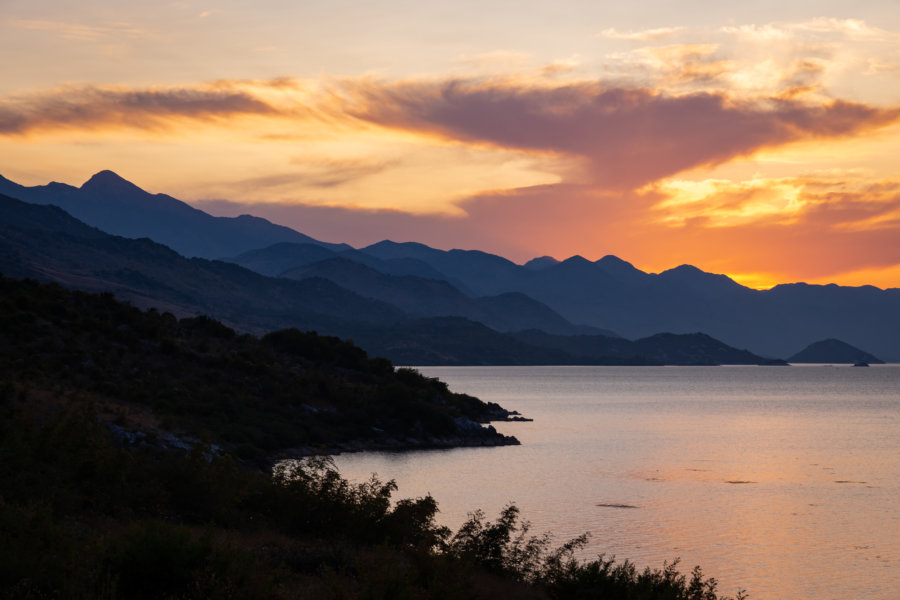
[0,275,747,599]
[0,275,513,460]
[0,399,746,599]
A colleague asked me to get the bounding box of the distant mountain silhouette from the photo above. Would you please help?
[0,192,404,334]
[788,339,885,364]
[362,240,525,293]
[359,241,900,361]
[0,171,350,259]
[0,193,588,364]
[0,192,777,365]
[226,241,465,288]
[522,256,559,270]
[511,330,775,365]
[5,171,898,361]
[353,317,582,366]
[280,257,596,335]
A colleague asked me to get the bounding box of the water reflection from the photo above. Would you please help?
[334,366,900,600]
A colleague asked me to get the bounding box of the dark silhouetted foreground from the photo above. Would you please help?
[0,276,746,599]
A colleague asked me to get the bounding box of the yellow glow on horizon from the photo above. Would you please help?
[726,272,781,290]
[3,8,900,292]
[806,263,900,290]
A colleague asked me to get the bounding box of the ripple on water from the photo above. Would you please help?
[334,365,900,600]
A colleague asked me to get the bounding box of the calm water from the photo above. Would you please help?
[333,366,900,600]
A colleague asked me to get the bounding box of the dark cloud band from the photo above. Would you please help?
[0,85,279,134]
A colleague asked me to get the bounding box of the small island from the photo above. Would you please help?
[788,338,885,365]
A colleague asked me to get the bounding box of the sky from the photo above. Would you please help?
[2,0,900,289]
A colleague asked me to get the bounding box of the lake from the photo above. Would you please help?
[333,365,900,600]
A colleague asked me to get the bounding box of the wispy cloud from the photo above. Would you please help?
[222,158,396,193]
[0,83,285,135]
[599,27,686,42]
[722,18,894,42]
[11,18,151,42]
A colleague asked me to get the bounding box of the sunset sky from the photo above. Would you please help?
[3,0,900,289]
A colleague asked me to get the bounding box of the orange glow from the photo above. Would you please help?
[725,273,782,290]
[4,12,900,289]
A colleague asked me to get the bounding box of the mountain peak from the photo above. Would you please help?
[522,256,559,271]
[81,170,143,193]
[559,255,593,267]
[667,264,703,275]
[595,255,642,276]
[596,254,630,267]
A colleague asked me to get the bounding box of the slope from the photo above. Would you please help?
[0,171,350,259]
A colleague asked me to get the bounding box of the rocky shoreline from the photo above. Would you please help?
[106,408,528,471]
[272,413,525,464]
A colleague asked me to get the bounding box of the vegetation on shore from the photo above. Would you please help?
[0,275,517,464]
[0,276,747,599]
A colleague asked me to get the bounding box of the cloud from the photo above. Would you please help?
[599,27,685,42]
[191,169,900,290]
[633,44,733,86]
[218,158,396,193]
[722,18,893,42]
[343,78,900,188]
[0,83,283,135]
[594,18,900,103]
[649,175,900,230]
[11,18,150,42]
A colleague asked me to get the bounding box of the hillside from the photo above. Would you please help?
[0,273,742,599]
[358,242,900,361]
[281,257,591,335]
[1,193,774,365]
[0,170,350,259]
[511,330,778,366]
[0,276,520,461]
[5,171,898,360]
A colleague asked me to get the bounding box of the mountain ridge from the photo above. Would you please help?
[3,171,898,361]
[0,191,784,365]
[0,170,351,259]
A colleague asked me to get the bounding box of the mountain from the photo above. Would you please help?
[1,192,780,365]
[511,330,776,365]
[0,171,351,259]
[280,256,596,335]
[6,171,898,361]
[523,256,559,270]
[225,242,340,277]
[0,193,601,364]
[788,339,885,364]
[0,275,520,459]
[353,316,590,366]
[362,240,525,293]
[0,192,406,335]
[359,241,900,361]
[226,241,464,287]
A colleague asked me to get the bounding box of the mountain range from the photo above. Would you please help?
[1,170,895,362]
[0,170,350,259]
[0,190,771,365]
[352,241,899,361]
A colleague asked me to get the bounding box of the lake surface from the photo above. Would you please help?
[333,365,900,600]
